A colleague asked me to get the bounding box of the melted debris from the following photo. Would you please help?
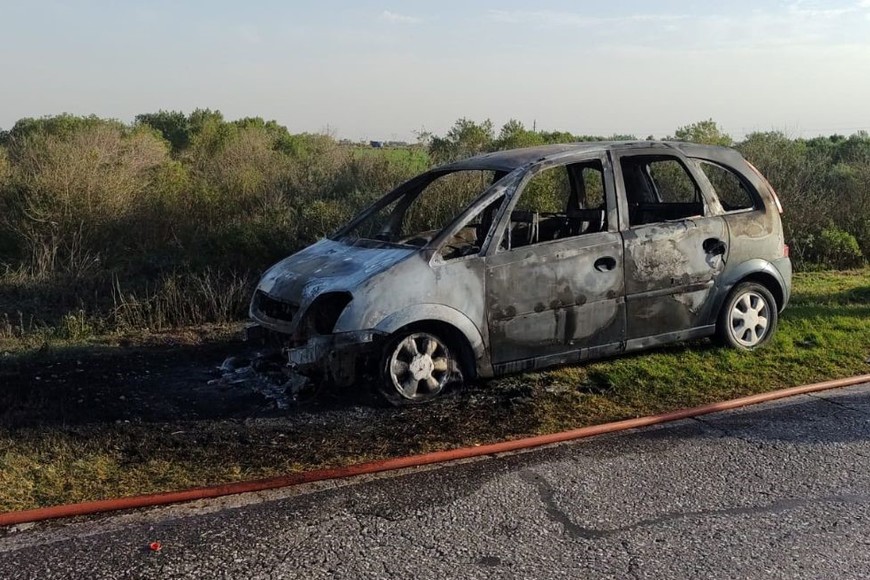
[209,352,316,409]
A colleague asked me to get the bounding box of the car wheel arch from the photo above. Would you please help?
[739,272,785,312]
[372,305,490,379]
[714,259,788,319]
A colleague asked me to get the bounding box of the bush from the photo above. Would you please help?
[0,112,429,334]
[111,270,252,330]
[0,146,9,186]
[2,123,171,279]
[815,227,864,269]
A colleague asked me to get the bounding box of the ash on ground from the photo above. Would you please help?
[209,353,313,409]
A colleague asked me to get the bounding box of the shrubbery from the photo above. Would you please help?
[0,113,866,337]
[735,130,870,267]
[815,227,864,270]
[0,112,425,334]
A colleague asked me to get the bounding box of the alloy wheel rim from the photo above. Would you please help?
[388,333,452,400]
[729,291,770,347]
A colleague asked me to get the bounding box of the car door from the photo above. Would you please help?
[484,154,626,371]
[613,148,729,343]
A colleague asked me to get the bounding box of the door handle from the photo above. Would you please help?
[594,256,617,272]
[703,238,727,256]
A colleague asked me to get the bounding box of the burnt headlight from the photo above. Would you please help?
[306,292,353,335]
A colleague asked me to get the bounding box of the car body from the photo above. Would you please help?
[249,141,792,404]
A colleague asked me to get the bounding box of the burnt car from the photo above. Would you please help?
[249,142,792,405]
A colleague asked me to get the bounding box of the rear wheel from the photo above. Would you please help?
[716,282,778,350]
[378,331,459,406]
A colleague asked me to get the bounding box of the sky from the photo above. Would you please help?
[1,0,870,141]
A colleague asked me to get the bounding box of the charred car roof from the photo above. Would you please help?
[439,141,744,172]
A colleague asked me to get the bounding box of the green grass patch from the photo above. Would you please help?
[500,269,870,427]
[1,269,868,513]
[351,146,430,174]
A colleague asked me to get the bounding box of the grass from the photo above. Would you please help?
[502,269,870,430]
[0,320,243,355]
[1,269,869,513]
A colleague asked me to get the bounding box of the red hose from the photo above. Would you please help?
[2,374,868,527]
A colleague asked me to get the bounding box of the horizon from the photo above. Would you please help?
[2,0,870,141]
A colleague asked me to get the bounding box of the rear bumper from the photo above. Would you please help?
[770,257,792,310]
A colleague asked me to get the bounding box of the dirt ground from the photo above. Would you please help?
[0,335,548,511]
[0,336,538,429]
[2,339,283,429]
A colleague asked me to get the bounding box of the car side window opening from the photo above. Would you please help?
[621,156,705,227]
[500,160,608,251]
[438,193,506,260]
[697,160,758,212]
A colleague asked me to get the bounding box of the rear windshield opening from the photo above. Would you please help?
[696,160,759,212]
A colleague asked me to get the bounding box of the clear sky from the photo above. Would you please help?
[2,0,869,140]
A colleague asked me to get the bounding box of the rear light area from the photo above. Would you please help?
[746,161,784,214]
[783,244,790,258]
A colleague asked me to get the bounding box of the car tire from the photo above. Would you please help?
[716,282,778,350]
[377,330,461,406]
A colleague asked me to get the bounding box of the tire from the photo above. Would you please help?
[716,282,778,350]
[377,330,461,406]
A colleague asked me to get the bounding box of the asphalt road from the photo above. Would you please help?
[1,384,869,579]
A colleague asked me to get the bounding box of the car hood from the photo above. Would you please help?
[256,238,417,302]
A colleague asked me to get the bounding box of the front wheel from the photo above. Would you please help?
[378,331,460,406]
[716,282,778,350]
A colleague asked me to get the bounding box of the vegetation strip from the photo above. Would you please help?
[2,114,868,346]
[2,374,868,528]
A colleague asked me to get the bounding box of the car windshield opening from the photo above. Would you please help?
[340,169,499,247]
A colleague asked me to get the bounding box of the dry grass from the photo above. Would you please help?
[111,270,253,331]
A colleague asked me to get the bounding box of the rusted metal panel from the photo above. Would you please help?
[440,143,605,172]
[339,250,490,366]
[620,217,728,339]
[485,232,625,364]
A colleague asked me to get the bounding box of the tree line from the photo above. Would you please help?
[0,111,866,337]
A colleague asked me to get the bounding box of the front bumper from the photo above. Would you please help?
[246,326,387,387]
[285,330,385,367]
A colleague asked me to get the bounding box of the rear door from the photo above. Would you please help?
[613,148,728,342]
[485,154,626,370]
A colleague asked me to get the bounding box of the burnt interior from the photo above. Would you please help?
[503,160,608,250]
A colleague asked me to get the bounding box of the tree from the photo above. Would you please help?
[5,114,124,143]
[186,109,234,158]
[494,119,545,150]
[674,119,732,146]
[135,110,191,153]
[188,109,225,138]
[413,127,433,148]
[0,145,9,186]
[539,130,579,144]
[428,118,494,163]
[3,122,171,277]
